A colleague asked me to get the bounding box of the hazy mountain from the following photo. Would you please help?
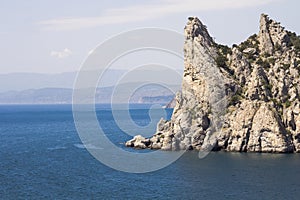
[0,83,180,104]
[0,70,127,92]
[0,68,183,93]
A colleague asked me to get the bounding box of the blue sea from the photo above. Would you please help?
[1,104,300,199]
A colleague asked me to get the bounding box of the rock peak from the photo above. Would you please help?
[260,13,270,23]
[184,16,214,47]
[258,13,289,54]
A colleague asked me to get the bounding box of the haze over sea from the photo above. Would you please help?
[1,104,300,199]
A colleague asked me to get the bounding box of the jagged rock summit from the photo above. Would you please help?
[126,14,300,153]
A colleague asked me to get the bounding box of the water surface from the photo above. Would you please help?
[0,105,299,199]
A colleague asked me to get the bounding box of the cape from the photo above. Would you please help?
[126,14,300,153]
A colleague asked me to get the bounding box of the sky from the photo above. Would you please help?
[0,0,300,74]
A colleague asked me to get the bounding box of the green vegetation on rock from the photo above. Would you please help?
[215,44,234,75]
[287,31,300,53]
[239,34,259,52]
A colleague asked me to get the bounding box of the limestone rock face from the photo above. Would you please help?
[126,14,300,153]
[258,14,290,55]
[125,135,151,149]
[245,102,293,152]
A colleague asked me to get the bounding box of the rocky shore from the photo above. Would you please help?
[126,14,300,153]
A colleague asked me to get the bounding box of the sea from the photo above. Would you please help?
[1,104,300,199]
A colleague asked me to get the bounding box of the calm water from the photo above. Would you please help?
[0,104,300,199]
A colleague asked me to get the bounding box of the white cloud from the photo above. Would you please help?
[39,0,278,31]
[50,48,72,58]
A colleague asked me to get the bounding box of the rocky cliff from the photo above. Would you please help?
[126,14,300,153]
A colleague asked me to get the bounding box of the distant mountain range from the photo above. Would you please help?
[0,70,125,92]
[0,68,182,104]
[0,83,179,104]
[0,68,183,92]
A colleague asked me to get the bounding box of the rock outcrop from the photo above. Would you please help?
[126,14,300,153]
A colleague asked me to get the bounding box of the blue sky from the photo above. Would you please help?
[0,0,299,74]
